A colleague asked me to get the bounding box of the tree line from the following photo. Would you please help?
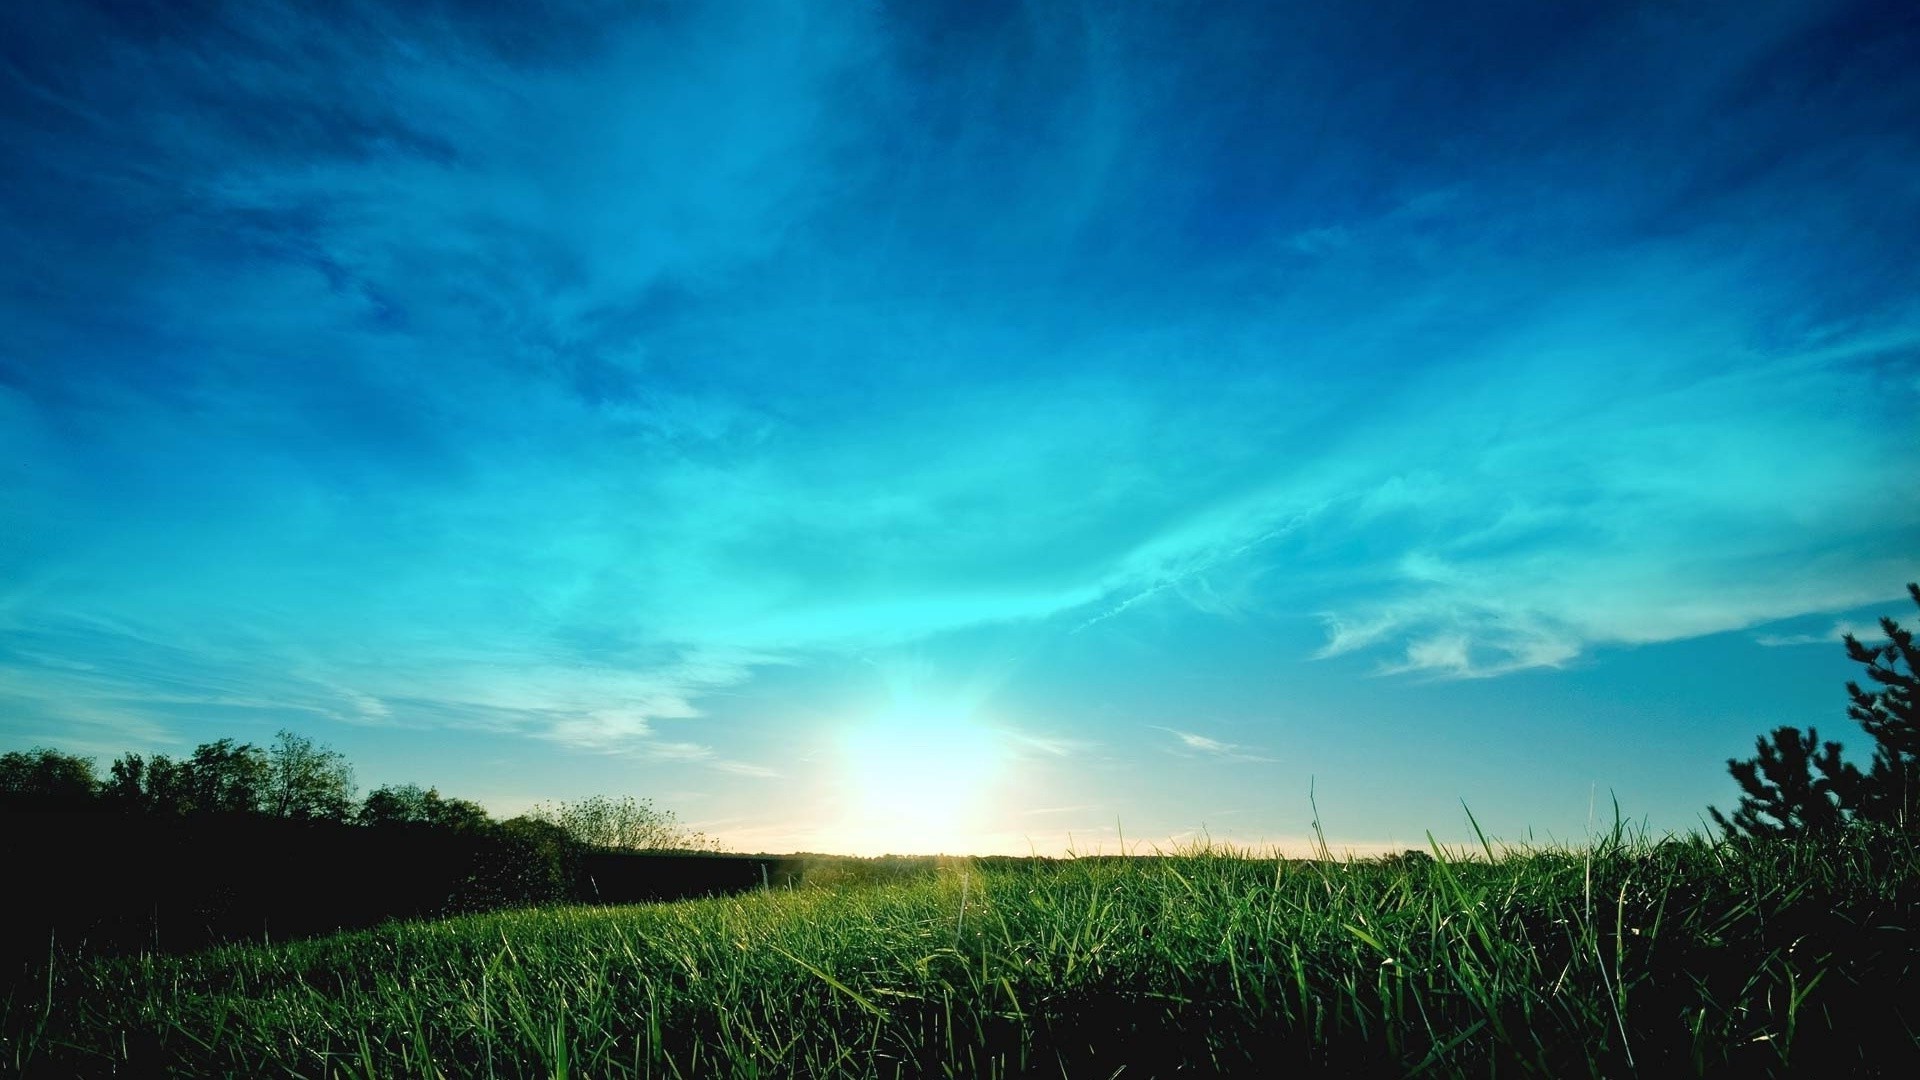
[1712,582,1919,839]
[0,730,714,851]
[0,730,733,973]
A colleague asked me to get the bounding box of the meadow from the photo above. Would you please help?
[6,823,1916,1078]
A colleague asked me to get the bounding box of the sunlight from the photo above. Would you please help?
[837,703,1003,855]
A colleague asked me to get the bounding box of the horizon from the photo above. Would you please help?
[3,1,1917,858]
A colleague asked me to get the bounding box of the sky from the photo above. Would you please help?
[2,0,1916,856]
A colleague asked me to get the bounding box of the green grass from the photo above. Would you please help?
[5,828,1917,1077]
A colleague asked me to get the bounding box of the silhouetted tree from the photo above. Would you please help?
[107,751,200,815]
[102,752,150,810]
[528,794,717,851]
[192,740,268,814]
[1710,726,1858,838]
[0,747,98,811]
[266,730,356,822]
[1844,583,1920,831]
[359,783,490,832]
[1713,583,1920,838]
[155,739,270,815]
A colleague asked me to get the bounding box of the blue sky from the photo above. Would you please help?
[3,0,1916,854]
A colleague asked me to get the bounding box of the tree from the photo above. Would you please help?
[359,783,490,832]
[1713,583,1920,838]
[184,738,270,815]
[527,795,717,852]
[105,737,335,818]
[102,752,150,810]
[1709,726,1858,838]
[1844,583,1920,830]
[265,730,356,822]
[104,751,199,815]
[0,747,99,811]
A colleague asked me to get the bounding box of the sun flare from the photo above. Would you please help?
[838,707,1002,855]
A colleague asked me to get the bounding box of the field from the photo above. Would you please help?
[6,827,1917,1078]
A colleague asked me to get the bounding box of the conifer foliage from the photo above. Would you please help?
[1712,583,1920,838]
[1708,726,1857,838]
[1845,583,1920,830]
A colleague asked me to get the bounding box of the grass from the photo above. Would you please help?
[4,825,1917,1077]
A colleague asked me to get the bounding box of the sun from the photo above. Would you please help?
[837,705,1003,855]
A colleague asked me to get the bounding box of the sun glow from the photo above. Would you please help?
[837,704,1003,855]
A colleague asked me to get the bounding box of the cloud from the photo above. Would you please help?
[639,742,714,763]
[1166,730,1229,753]
[1296,322,1920,677]
[0,612,773,762]
[1000,731,1086,759]
[1153,727,1276,764]
[1754,621,1877,648]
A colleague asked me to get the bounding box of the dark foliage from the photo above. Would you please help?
[359,783,490,832]
[265,730,356,822]
[1710,726,1858,838]
[1714,583,1920,838]
[0,728,846,986]
[0,810,573,977]
[102,739,272,817]
[0,747,98,812]
[526,793,717,852]
[1844,583,1920,831]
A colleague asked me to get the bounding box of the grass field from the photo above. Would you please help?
[6,825,1917,1078]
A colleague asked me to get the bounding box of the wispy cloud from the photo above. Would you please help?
[999,730,1092,759]
[1299,329,1920,677]
[1754,622,1876,648]
[1152,727,1276,764]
